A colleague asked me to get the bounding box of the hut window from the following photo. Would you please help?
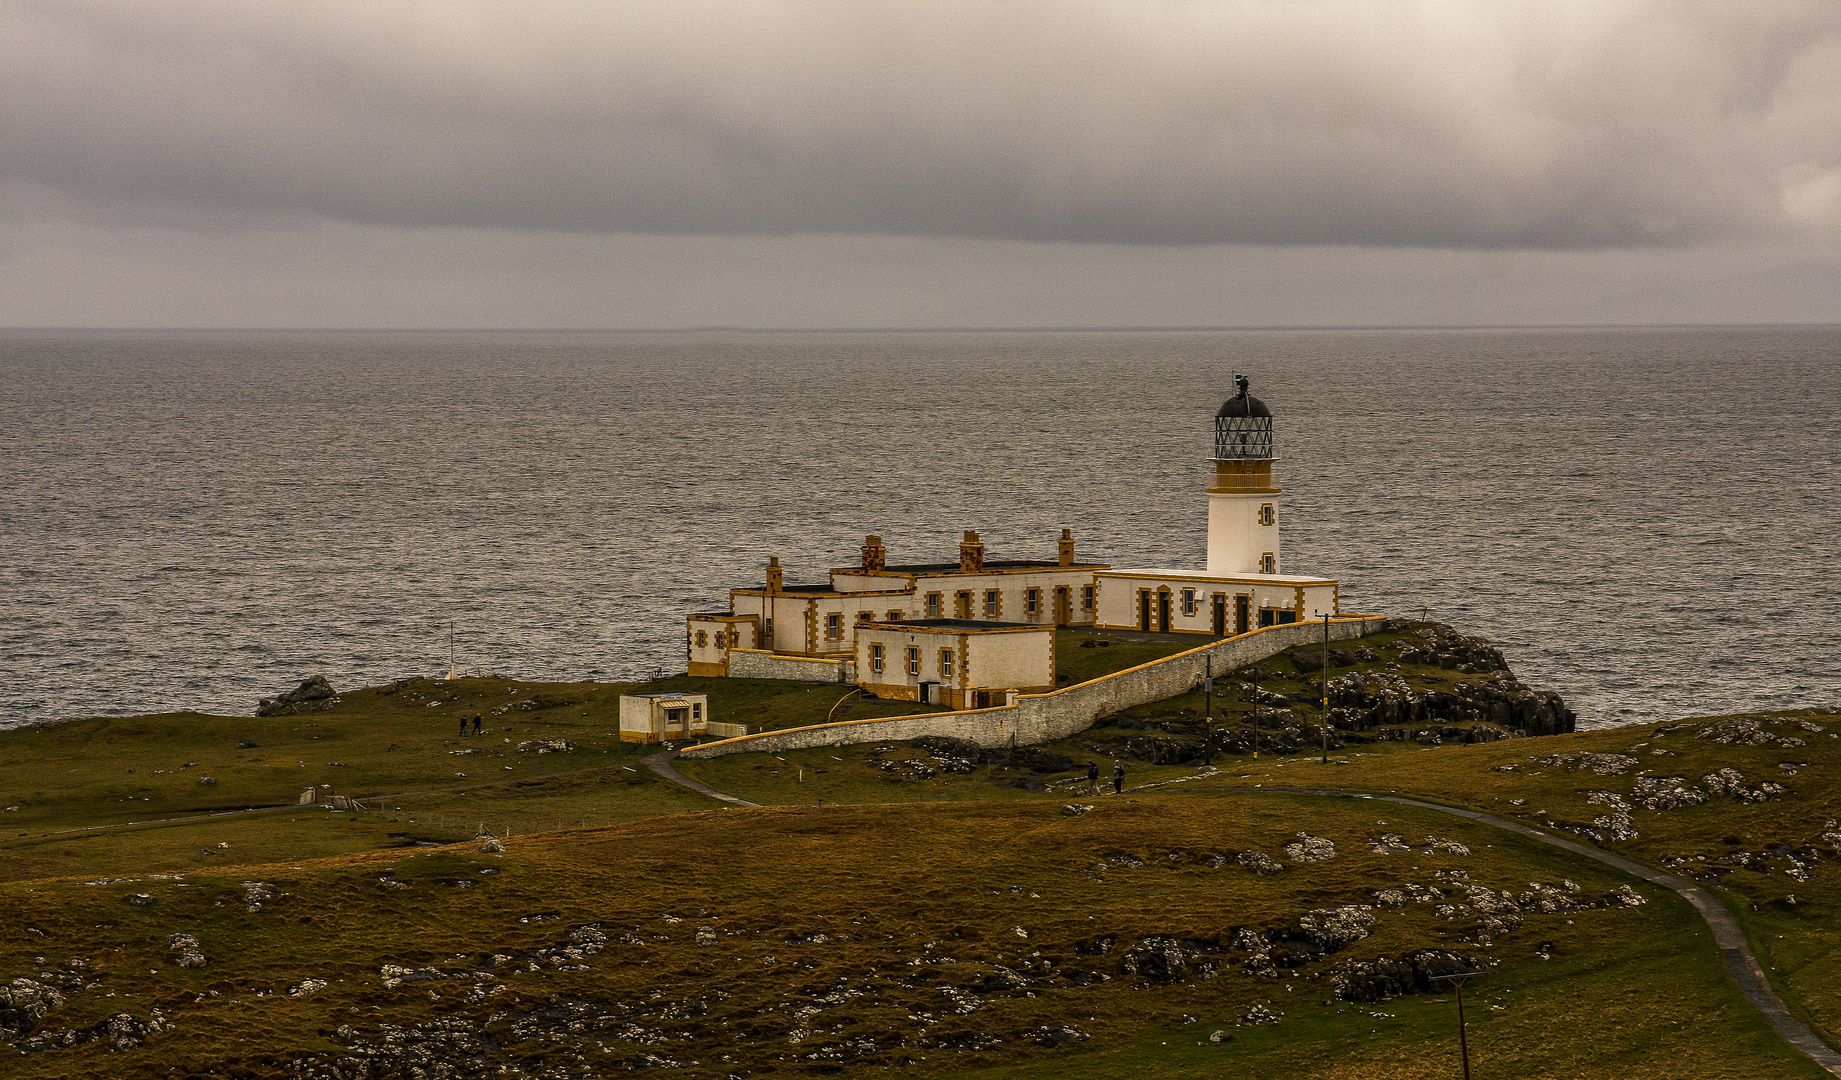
[692,702,702,720]
[1181,589,1196,616]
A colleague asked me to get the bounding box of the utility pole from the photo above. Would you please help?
[1320,612,1330,765]
[1203,654,1214,764]
[1429,969,1481,1080]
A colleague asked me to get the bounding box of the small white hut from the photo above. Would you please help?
[619,692,711,744]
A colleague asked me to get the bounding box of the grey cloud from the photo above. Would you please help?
[4,1,1841,249]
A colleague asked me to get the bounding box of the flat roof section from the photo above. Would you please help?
[878,618,1045,631]
[1100,569,1336,585]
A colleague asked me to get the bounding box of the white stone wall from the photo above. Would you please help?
[681,615,1386,757]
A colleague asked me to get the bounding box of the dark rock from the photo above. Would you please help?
[255,674,337,717]
[235,739,257,749]
[0,978,66,1040]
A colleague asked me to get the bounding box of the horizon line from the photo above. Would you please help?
[3,320,1839,334]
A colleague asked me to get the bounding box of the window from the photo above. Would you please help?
[692,702,702,720]
[1025,588,1041,615]
[1181,588,1196,616]
[870,643,885,673]
[906,647,921,676]
[925,592,943,618]
[1259,608,1276,628]
[1261,553,1276,574]
[857,610,874,628]
[825,612,844,640]
[1082,585,1096,611]
[887,610,903,622]
[1259,503,1276,526]
[983,589,1001,618]
[955,590,973,618]
[696,630,708,648]
[940,648,954,677]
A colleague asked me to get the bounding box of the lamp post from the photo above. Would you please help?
[1320,612,1330,765]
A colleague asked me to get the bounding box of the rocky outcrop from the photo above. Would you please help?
[255,674,338,717]
[0,978,66,1040]
[1329,950,1476,1002]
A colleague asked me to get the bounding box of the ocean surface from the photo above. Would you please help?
[2,327,1836,730]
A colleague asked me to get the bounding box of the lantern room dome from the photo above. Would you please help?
[1216,393,1271,418]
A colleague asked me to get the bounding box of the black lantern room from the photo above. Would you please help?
[1214,374,1273,460]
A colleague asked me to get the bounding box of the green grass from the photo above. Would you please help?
[1053,628,1206,686]
[2,793,1816,1079]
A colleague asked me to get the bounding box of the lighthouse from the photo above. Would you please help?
[1206,374,1281,576]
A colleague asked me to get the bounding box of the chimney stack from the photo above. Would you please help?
[860,534,887,573]
[765,556,783,593]
[1058,528,1076,567]
[958,530,985,573]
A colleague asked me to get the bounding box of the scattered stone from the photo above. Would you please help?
[478,838,505,853]
[0,977,67,1040]
[236,739,258,749]
[1298,906,1376,950]
[516,739,576,754]
[1702,768,1784,804]
[196,776,217,786]
[1330,949,1475,1002]
[1607,885,1647,907]
[241,881,279,912]
[1237,1002,1283,1025]
[125,893,156,907]
[1237,850,1284,874]
[1696,718,1776,746]
[1632,776,1707,810]
[1061,804,1094,817]
[289,978,328,997]
[1283,833,1336,862]
[1208,1029,1234,1043]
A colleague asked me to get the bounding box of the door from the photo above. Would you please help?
[1138,591,1152,631]
[1211,594,1227,636]
[1157,591,1172,633]
[1054,586,1072,626]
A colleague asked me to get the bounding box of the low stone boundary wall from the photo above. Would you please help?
[682,615,1387,758]
[726,649,851,684]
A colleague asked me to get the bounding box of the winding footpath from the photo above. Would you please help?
[644,759,1841,1076]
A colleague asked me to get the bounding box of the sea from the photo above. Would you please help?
[2,327,1836,731]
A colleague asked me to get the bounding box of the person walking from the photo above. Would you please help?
[457,715,468,737]
[1111,760,1125,795]
[471,714,483,736]
[1086,761,1099,795]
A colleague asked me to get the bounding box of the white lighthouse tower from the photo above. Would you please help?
[1205,374,1281,576]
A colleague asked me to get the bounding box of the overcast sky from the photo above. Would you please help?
[4,1,1839,328]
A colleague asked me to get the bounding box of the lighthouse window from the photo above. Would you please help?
[1181,589,1196,616]
[1261,553,1276,574]
[870,643,885,673]
[1259,503,1275,526]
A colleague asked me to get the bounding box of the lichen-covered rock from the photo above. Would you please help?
[1330,949,1475,1002]
[1237,849,1284,874]
[1298,906,1376,951]
[256,674,338,717]
[1633,776,1707,810]
[1282,833,1336,863]
[0,977,67,1039]
[1702,768,1784,804]
[1696,718,1776,746]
